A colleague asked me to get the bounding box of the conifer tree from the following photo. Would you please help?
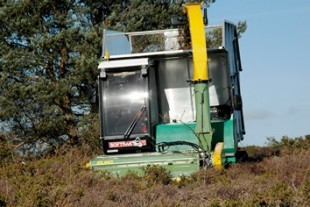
[0,0,101,152]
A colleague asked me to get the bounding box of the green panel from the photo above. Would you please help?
[226,156,236,163]
[156,123,199,151]
[156,121,230,150]
[89,151,200,177]
[155,117,237,157]
[223,115,237,157]
[210,120,224,148]
[210,116,238,164]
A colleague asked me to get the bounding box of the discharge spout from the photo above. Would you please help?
[184,3,213,152]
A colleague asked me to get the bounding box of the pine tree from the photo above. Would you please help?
[0,0,101,152]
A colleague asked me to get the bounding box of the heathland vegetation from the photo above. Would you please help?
[0,135,309,207]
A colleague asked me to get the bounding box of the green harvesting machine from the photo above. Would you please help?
[88,3,246,177]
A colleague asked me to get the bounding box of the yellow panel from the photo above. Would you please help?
[184,3,208,81]
[212,142,224,168]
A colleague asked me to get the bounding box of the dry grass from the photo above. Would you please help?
[0,136,309,207]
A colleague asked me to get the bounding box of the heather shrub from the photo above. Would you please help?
[0,133,16,166]
[78,113,101,154]
[244,145,280,161]
[300,180,310,203]
[1,135,310,206]
[142,165,172,186]
[267,135,310,154]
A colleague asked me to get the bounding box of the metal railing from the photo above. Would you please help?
[102,24,224,57]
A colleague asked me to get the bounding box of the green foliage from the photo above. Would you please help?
[103,0,220,32]
[266,135,310,154]
[104,0,182,32]
[237,21,247,38]
[0,0,101,153]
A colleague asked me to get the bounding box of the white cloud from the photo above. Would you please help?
[245,109,274,120]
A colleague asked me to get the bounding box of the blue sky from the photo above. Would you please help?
[208,0,310,145]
